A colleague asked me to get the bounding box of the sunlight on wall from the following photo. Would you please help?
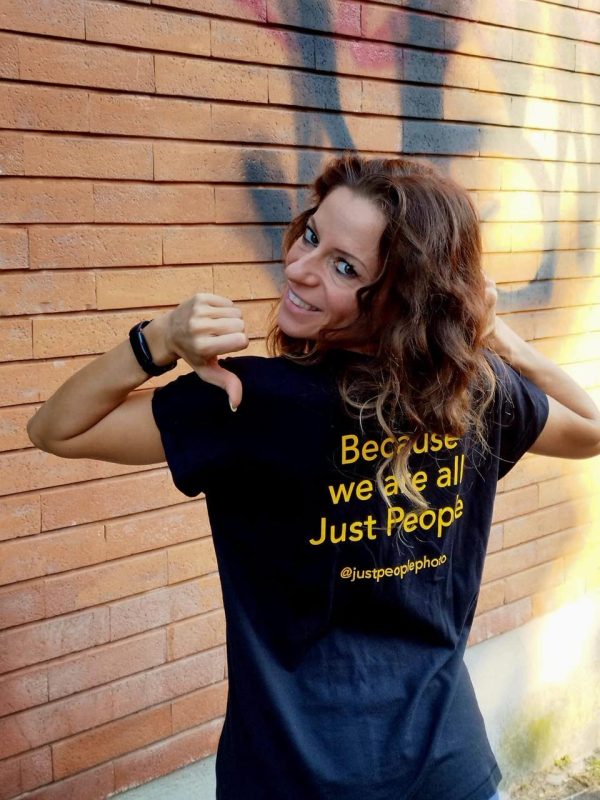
[536,593,598,685]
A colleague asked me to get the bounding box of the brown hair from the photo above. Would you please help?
[268,154,496,508]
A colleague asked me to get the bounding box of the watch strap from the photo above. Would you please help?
[128,320,177,377]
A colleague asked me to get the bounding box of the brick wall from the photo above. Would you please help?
[1,0,599,797]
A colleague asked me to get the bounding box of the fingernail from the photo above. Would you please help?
[229,400,238,413]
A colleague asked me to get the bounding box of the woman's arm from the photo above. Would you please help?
[484,280,600,460]
[27,294,248,464]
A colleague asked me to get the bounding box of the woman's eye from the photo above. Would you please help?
[335,259,357,278]
[303,225,318,246]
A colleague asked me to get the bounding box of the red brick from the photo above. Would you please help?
[504,559,564,604]
[0,747,52,800]
[238,300,274,338]
[33,310,165,358]
[211,19,314,68]
[0,178,94,224]
[168,609,226,660]
[215,186,310,224]
[0,271,95,316]
[500,452,571,492]
[0,0,84,38]
[0,607,109,673]
[448,16,511,61]
[482,541,538,584]
[532,577,586,617]
[0,685,113,758]
[0,356,88,406]
[90,92,211,139]
[0,579,45,629]
[0,493,41,541]
[0,32,19,79]
[492,484,538,523]
[474,580,504,616]
[0,667,48,716]
[155,54,267,103]
[19,36,154,92]
[93,183,214,224]
[113,717,223,792]
[267,0,361,36]
[112,647,225,717]
[53,703,171,778]
[24,762,114,800]
[0,83,89,132]
[29,224,162,269]
[504,499,589,547]
[0,754,20,800]
[163,224,274,265]
[86,0,210,55]
[45,551,168,616]
[168,538,218,584]
[0,746,52,799]
[211,103,402,151]
[21,746,53,792]
[539,462,598,508]
[41,470,188,531]
[476,190,548,223]
[0,317,32,361]
[96,260,213,309]
[186,573,222,616]
[109,586,173,641]
[213,263,284,301]
[486,523,503,554]
[168,578,213,621]
[2,404,38,450]
[171,680,227,733]
[110,581,209,641]
[318,37,401,79]
[536,331,600,366]
[483,252,546,284]
[155,0,265,21]
[468,598,532,646]
[154,142,328,183]
[269,68,362,113]
[535,526,587,564]
[0,523,105,586]
[48,629,166,700]
[5,444,140,497]
[23,133,153,179]
[105,501,208,560]
[0,227,28,270]
[533,303,600,339]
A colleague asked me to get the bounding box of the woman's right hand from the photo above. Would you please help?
[149,293,249,411]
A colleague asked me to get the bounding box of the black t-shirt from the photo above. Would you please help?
[151,351,549,800]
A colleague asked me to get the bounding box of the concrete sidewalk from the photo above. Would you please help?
[116,756,216,799]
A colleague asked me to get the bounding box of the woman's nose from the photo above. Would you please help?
[285,251,321,285]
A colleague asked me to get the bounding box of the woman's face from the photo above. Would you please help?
[278,186,387,345]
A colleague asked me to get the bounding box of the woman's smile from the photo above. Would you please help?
[286,286,321,313]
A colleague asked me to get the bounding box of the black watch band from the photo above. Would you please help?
[128,320,177,377]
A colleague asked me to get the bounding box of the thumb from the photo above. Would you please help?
[195,357,243,412]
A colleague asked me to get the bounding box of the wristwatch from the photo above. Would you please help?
[128,320,178,377]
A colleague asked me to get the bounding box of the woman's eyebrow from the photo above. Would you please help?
[307,215,367,270]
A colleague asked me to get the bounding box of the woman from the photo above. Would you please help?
[27,156,600,800]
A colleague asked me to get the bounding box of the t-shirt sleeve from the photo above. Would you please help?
[494,359,550,479]
[151,368,239,497]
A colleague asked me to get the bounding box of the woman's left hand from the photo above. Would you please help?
[482,274,498,341]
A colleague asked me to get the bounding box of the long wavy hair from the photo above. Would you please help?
[267,154,497,508]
